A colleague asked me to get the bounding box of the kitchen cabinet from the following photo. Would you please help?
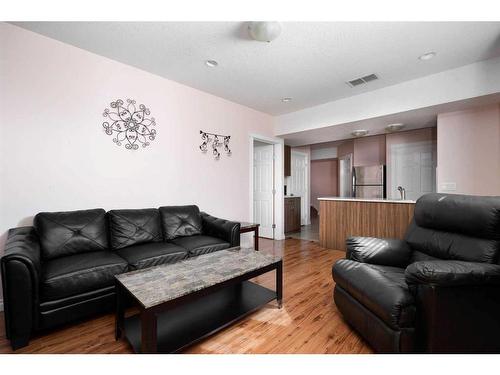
[284,145,291,177]
[285,197,301,233]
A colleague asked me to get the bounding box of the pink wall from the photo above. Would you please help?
[0,24,275,300]
[437,104,500,196]
[353,135,386,166]
[311,159,338,211]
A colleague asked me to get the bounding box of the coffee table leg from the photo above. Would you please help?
[115,281,124,340]
[276,260,283,308]
[141,310,157,353]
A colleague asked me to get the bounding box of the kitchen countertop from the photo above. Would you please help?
[284,196,301,199]
[317,197,416,204]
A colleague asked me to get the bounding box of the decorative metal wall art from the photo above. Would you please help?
[199,130,231,159]
[102,99,156,150]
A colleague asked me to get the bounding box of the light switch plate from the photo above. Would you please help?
[441,182,457,191]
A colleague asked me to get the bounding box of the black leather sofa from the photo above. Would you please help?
[1,205,240,350]
[332,193,500,353]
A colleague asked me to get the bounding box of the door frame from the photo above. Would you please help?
[290,150,311,226]
[249,134,285,241]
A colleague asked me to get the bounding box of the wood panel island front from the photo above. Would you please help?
[318,197,416,250]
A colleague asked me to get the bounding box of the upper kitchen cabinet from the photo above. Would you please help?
[284,145,291,177]
[353,135,386,166]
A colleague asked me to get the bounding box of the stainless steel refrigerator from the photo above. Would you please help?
[353,165,386,199]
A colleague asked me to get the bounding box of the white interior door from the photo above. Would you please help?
[253,144,275,239]
[288,151,309,225]
[390,141,436,201]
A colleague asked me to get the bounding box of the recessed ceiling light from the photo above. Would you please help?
[281,97,292,103]
[205,60,218,67]
[418,52,436,61]
[386,123,405,132]
[351,130,369,137]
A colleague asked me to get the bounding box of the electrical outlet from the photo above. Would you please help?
[441,182,457,192]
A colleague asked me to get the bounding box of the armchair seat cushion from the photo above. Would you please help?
[116,242,188,270]
[41,251,128,301]
[171,235,230,256]
[333,259,416,330]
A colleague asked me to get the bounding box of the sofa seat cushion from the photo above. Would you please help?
[116,242,188,270]
[333,259,416,330]
[42,251,128,301]
[171,235,230,256]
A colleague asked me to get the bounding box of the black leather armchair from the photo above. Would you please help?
[332,193,500,353]
[1,205,240,350]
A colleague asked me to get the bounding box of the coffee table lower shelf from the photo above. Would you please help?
[122,281,277,353]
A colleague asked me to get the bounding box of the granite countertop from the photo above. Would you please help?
[317,197,416,204]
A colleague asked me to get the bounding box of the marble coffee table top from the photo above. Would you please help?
[115,247,281,309]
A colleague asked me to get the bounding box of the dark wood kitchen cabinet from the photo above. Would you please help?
[285,197,301,233]
[284,145,291,177]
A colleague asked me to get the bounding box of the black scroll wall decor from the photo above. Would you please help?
[102,98,157,150]
[199,130,231,159]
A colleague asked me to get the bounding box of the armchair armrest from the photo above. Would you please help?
[346,236,412,268]
[200,212,241,247]
[405,260,500,287]
[1,227,42,349]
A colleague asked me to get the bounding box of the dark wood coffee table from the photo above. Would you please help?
[115,247,282,353]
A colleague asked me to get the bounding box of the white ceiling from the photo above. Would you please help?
[12,22,500,115]
[283,93,500,146]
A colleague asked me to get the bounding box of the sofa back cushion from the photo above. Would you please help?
[405,193,500,264]
[34,209,108,260]
[108,208,162,250]
[159,205,202,240]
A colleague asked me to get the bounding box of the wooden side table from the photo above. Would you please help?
[240,222,260,251]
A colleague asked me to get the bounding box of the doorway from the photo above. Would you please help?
[288,150,310,226]
[253,141,275,238]
[249,134,285,242]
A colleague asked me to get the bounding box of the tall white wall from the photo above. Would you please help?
[0,24,275,301]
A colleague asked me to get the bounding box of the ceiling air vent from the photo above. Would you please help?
[346,73,379,87]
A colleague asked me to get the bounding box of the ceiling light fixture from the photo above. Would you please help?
[418,52,436,61]
[248,22,282,42]
[281,97,292,103]
[205,60,218,67]
[386,123,405,132]
[351,130,369,137]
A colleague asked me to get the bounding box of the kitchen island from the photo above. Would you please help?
[318,197,416,250]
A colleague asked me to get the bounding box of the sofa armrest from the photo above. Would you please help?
[405,260,500,287]
[346,237,412,268]
[1,227,42,349]
[200,212,241,247]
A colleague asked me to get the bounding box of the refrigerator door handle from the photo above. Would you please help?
[352,167,356,197]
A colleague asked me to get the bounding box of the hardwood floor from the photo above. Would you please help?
[0,238,372,354]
